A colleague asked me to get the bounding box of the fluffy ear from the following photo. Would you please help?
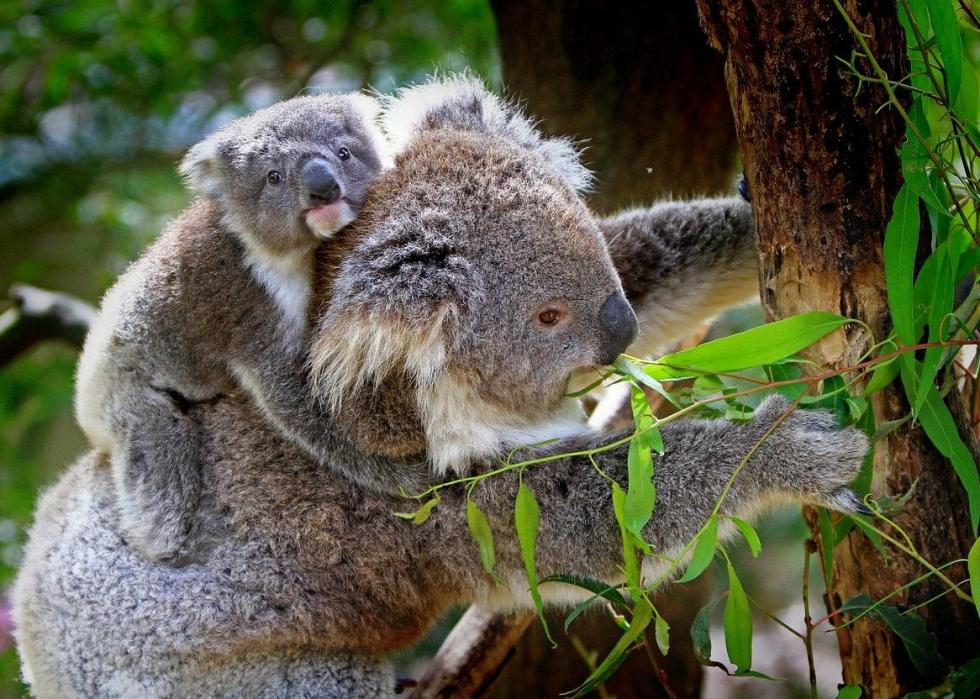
[178,131,229,197]
[310,210,478,410]
[381,74,592,194]
[344,91,395,169]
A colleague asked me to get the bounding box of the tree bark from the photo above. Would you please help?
[697,1,980,695]
[470,2,740,697]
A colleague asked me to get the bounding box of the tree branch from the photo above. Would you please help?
[0,284,95,367]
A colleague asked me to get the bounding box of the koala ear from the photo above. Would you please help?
[382,74,592,193]
[343,91,395,169]
[310,211,478,410]
[178,132,228,197]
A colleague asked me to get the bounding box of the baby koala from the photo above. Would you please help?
[75,93,389,564]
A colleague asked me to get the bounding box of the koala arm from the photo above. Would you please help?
[601,197,759,356]
[467,397,866,596]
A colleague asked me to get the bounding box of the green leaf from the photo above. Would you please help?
[912,246,954,415]
[393,496,440,525]
[625,429,656,553]
[691,597,726,669]
[466,499,500,584]
[653,607,670,655]
[650,312,849,376]
[615,356,680,407]
[515,480,554,645]
[969,537,980,620]
[925,0,963,104]
[730,516,762,557]
[840,593,946,680]
[884,184,921,345]
[558,577,631,632]
[611,482,641,589]
[902,360,980,532]
[678,516,719,583]
[724,561,753,673]
[866,356,901,394]
[567,598,654,698]
[836,686,862,699]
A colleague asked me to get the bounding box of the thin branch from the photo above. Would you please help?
[0,284,95,367]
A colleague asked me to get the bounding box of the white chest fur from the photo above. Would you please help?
[243,243,315,343]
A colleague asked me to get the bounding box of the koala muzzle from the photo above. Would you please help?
[301,159,342,205]
[597,292,639,365]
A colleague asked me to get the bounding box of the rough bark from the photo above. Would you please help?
[449,2,740,697]
[697,1,980,695]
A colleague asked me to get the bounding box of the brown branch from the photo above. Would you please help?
[0,284,95,367]
[410,606,534,698]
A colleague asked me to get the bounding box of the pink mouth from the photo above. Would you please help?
[304,200,354,238]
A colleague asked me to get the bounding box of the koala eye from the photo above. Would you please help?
[337,147,351,161]
[267,170,283,185]
[534,302,569,330]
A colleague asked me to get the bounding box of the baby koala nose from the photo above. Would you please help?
[301,159,342,205]
[597,292,639,365]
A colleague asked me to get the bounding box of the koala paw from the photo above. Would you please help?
[755,395,870,514]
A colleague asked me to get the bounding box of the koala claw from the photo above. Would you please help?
[823,486,872,516]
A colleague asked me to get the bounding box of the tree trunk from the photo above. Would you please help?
[697,1,980,695]
[490,0,738,214]
[483,2,739,697]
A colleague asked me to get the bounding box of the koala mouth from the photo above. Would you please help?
[303,199,356,238]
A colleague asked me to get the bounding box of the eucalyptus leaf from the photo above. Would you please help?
[466,499,500,584]
[651,312,849,376]
[515,480,554,645]
[566,598,654,698]
[884,184,921,345]
[393,496,440,525]
[654,607,670,655]
[902,360,980,532]
[925,0,963,104]
[724,561,753,673]
[678,516,719,582]
[840,593,946,680]
[969,537,980,621]
[836,686,862,699]
[730,516,762,557]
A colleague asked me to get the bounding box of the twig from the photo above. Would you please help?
[0,284,94,367]
[410,606,534,698]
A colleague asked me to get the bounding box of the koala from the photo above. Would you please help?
[14,77,868,697]
[74,92,389,564]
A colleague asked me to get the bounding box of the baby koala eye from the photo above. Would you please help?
[337,147,351,161]
[266,170,283,185]
[534,301,569,330]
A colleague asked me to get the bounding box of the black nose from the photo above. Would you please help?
[597,292,639,365]
[300,159,341,204]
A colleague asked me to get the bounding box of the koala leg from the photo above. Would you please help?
[111,383,206,565]
[180,647,396,699]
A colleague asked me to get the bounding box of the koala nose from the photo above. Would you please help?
[301,159,342,205]
[597,292,639,365]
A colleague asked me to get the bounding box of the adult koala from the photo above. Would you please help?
[13,78,866,697]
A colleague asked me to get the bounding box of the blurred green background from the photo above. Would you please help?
[0,1,500,692]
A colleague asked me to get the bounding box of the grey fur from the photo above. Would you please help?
[15,77,867,696]
[74,93,388,564]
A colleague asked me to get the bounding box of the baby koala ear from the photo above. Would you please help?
[343,91,395,169]
[310,210,478,410]
[382,74,592,194]
[178,132,229,197]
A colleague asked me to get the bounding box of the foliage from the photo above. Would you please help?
[397,1,980,695]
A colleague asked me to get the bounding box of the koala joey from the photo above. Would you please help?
[15,77,869,697]
[74,92,389,564]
